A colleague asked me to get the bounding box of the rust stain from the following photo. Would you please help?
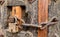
[38,0,48,37]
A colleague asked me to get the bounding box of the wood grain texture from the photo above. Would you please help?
[38,0,48,37]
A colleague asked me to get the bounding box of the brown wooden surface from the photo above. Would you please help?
[12,6,22,25]
[38,0,48,37]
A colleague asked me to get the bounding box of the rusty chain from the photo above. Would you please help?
[22,16,58,30]
[8,16,58,30]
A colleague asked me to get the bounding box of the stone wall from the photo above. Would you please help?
[48,0,60,37]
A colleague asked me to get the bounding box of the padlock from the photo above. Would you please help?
[7,23,19,33]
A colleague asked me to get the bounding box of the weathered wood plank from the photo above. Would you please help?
[38,0,48,37]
